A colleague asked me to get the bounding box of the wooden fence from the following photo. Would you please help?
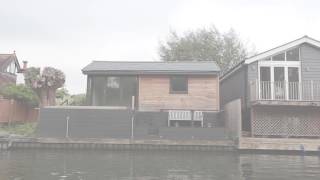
[0,98,39,124]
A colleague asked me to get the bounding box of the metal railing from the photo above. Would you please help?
[250,80,320,101]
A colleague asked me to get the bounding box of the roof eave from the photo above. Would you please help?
[82,70,220,75]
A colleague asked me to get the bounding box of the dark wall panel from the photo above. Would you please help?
[37,108,226,140]
[37,107,132,138]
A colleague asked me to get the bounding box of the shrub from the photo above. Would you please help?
[69,94,86,106]
[0,84,39,107]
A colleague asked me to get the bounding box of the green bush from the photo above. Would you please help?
[69,94,86,106]
[1,123,37,136]
[0,84,39,107]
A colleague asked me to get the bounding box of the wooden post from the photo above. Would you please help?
[131,96,135,140]
[9,99,15,128]
[311,80,314,100]
[66,116,70,138]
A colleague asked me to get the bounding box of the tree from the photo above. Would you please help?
[0,84,39,107]
[69,94,86,106]
[159,26,251,73]
[24,67,65,106]
[56,87,70,105]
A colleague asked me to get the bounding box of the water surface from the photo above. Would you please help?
[0,149,320,180]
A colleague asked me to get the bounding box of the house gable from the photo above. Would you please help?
[0,53,21,74]
[244,36,320,64]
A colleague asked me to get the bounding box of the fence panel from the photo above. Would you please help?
[252,106,320,137]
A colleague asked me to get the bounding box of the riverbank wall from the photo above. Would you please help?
[0,137,235,151]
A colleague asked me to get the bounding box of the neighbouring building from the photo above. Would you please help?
[220,36,320,138]
[0,52,37,124]
[0,52,26,88]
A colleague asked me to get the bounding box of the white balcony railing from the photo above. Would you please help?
[250,80,320,101]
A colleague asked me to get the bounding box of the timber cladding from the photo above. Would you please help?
[138,75,219,111]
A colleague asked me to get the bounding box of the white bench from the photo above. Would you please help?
[168,110,203,127]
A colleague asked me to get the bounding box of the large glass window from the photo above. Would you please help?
[274,67,285,82]
[272,53,285,61]
[274,67,285,99]
[170,76,188,94]
[90,76,137,107]
[260,67,270,81]
[268,48,299,61]
[92,76,106,106]
[260,67,271,99]
[288,67,300,100]
[286,48,299,61]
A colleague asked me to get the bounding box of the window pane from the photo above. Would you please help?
[274,67,285,82]
[107,77,120,88]
[286,48,299,61]
[170,76,188,93]
[272,53,285,61]
[288,67,300,100]
[274,67,285,100]
[260,67,271,99]
[92,76,106,106]
[260,67,270,81]
[262,57,271,61]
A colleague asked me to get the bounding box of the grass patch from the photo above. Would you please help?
[0,123,37,136]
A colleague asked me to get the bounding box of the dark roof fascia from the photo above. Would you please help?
[82,70,219,76]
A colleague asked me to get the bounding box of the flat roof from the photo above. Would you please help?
[82,61,220,75]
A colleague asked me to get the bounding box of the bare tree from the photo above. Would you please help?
[24,67,65,106]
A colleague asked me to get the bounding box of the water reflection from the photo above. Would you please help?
[0,150,320,180]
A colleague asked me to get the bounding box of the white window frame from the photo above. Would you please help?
[258,52,302,100]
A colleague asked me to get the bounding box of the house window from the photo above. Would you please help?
[107,77,120,88]
[272,53,285,61]
[170,76,188,94]
[286,48,299,61]
[268,48,300,61]
[6,61,16,74]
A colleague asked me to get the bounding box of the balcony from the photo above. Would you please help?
[250,80,320,102]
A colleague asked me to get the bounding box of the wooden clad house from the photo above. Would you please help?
[220,36,320,138]
[82,61,220,112]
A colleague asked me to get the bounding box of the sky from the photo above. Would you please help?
[1,0,320,94]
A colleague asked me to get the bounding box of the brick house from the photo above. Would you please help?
[0,52,26,88]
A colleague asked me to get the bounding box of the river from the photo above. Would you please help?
[0,149,320,180]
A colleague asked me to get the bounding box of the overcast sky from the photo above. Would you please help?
[1,0,320,93]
